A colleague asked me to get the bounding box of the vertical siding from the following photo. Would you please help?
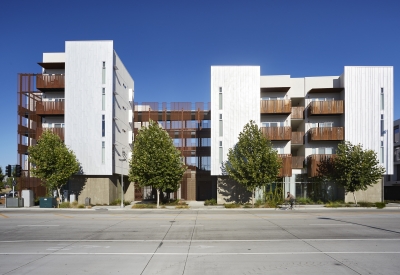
[65,41,114,175]
[344,66,393,174]
[210,66,260,175]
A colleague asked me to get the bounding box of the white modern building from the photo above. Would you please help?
[17,41,134,204]
[384,118,400,200]
[211,66,393,203]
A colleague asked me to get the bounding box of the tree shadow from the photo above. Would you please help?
[218,162,251,204]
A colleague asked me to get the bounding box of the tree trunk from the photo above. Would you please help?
[157,189,160,208]
[57,188,61,208]
[252,189,255,208]
[353,192,358,206]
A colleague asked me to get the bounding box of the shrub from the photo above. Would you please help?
[132,204,157,209]
[204,198,217,206]
[175,205,189,209]
[71,201,79,208]
[110,199,131,206]
[296,197,314,205]
[243,203,252,208]
[375,202,386,209]
[224,203,241,208]
[358,201,374,207]
[77,204,85,208]
[59,202,71,208]
[325,201,344,208]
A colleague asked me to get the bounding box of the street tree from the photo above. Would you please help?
[318,141,385,205]
[128,120,186,208]
[0,167,5,190]
[224,120,282,207]
[28,130,80,202]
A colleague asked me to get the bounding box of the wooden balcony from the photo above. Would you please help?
[178,146,211,157]
[292,156,305,169]
[291,131,304,145]
[261,126,291,141]
[307,154,336,177]
[307,100,344,116]
[291,106,304,119]
[278,154,292,177]
[36,101,65,115]
[260,100,291,114]
[36,74,65,90]
[36,127,65,141]
[308,127,344,141]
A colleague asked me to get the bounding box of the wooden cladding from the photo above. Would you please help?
[261,126,291,140]
[260,100,291,114]
[308,127,344,141]
[36,127,65,141]
[278,154,292,177]
[291,106,304,119]
[292,156,305,169]
[36,74,65,90]
[308,100,344,115]
[36,101,65,115]
[291,131,304,145]
[307,154,336,177]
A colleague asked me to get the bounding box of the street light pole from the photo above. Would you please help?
[120,147,126,209]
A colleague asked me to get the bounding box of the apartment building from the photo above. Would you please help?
[384,118,400,200]
[133,102,214,201]
[211,66,393,204]
[17,41,134,204]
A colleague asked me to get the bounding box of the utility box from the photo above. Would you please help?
[6,198,24,208]
[85,197,91,206]
[40,197,56,208]
[22,190,34,207]
[70,194,76,202]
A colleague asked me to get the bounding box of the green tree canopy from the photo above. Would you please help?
[318,141,385,205]
[224,120,282,207]
[128,120,186,207]
[28,130,80,200]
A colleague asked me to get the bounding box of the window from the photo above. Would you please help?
[102,62,106,84]
[394,127,399,143]
[219,147,223,164]
[102,141,105,164]
[273,147,284,154]
[262,122,282,127]
[381,147,384,163]
[319,122,333,128]
[219,114,222,119]
[219,87,223,110]
[381,88,384,110]
[102,88,105,111]
[102,115,105,137]
[219,120,223,136]
[53,123,64,128]
[219,141,222,147]
[312,147,334,154]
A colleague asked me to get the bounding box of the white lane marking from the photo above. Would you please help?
[0,252,400,255]
[17,225,59,227]
[309,224,353,226]
[2,238,400,243]
[160,225,204,227]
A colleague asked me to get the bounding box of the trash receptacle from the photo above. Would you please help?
[40,197,56,208]
[85,197,91,206]
[70,194,76,202]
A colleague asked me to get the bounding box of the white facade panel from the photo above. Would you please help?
[43,52,65,63]
[304,76,341,92]
[260,75,290,88]
[211,66,260,175]
[288,78,305,98]
[344,66,393,174]
[65,41,114,175]
[113,51,134,176]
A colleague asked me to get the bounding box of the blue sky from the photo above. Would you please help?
[1,0,399,171]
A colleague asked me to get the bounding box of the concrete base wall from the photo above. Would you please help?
[69,175,127,205]
[344,179,383,203]
[216,176,252,204]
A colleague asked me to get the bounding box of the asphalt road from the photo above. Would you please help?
[0,208,400,275]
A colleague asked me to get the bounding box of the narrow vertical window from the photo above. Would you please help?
[381,147,384,163]
[381,88,384,110]
[102,115,105,137]
[102,88,105,111]
[102,141,105,164]
[219,87,223,110]
[219,114,223,137]
[381,114,384,136]
[219,148,223,164]
[102,62,106,84]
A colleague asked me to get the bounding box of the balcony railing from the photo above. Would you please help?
[291,131,304,145]
[291,106,304,119]
[278,154,292,177]
[36,127,65,141]
[261,126,291,141]
[308,127,344,141]
[260,100,291,114]
[307,100,344,116]
[307,154,336,177]
[36,101,65,115]
[292,156,305,169]
[36,74,65,90]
